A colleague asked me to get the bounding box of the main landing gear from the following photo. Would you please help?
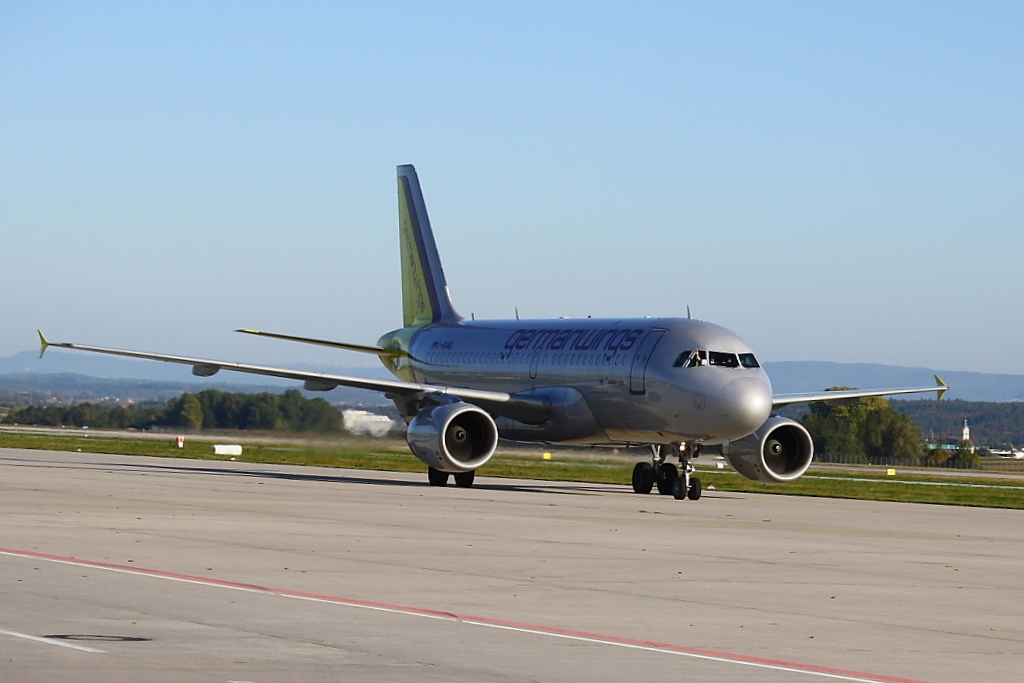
[632,443,702,500]
[427,467,476,488]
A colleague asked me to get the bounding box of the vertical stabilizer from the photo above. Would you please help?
[397,164,462,327]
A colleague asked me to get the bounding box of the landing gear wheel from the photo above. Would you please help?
[454,470,476,488]
[687,477,702,500]
[656,463,679,496]
[672,477,686,500]
[632,462,655,494]
[427,467,450,487]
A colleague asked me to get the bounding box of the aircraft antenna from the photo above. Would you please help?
[687,305,691,320]
[515,307,520,320]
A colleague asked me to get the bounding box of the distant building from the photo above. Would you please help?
[926,418,975,452]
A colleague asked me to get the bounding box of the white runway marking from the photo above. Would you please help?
[0,629,106,653]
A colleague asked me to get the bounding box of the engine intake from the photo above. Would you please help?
[406,402,498,473]
[722,416,813,484]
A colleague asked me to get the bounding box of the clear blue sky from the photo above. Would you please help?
[2,2,1021,374]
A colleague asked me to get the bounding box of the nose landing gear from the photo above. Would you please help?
[632,443,702,500]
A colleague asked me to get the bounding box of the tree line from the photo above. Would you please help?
[3,389,342,433]
[891,399,1024,448]
[3,386,1007,468]
[802,392,978,468]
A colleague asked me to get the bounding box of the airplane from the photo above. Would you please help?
[38,164,948,500]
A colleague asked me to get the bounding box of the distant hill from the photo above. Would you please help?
[0,350,392,406]
[0,350,391,385]
[763,361,1024,402]
[0,373,390,407]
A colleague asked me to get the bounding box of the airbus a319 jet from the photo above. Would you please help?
[40,165,948,500]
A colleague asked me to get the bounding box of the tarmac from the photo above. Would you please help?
[1,447,1022,683]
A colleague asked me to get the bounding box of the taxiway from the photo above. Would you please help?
[1,447,1021,682]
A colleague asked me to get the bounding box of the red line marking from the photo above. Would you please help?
[0,546,932,683]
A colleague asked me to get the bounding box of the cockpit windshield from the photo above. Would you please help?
[673,350,701,368]
[673,350,760,369]
[708,351,738,368]
[739,353,760,368]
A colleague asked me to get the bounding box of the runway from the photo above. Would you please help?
[1,448,1021,682]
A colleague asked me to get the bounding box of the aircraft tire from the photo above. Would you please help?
[656,463,678,495]
[632,462,655,494]
[672,477,686,500]
[688,477,702,500]
[454,470,476,488]
[427,467,450,487]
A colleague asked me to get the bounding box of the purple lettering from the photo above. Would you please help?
[565,329,585,350]
[620,329,642,351]
[551,329,572,350]
[533,329,559,349]
[574,329,601,350]
[505,329,526,350]
[605,329,628,351]
[515,329,537,350]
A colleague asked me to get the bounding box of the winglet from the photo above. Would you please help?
[934,374,948,401]
[38,330,50,359]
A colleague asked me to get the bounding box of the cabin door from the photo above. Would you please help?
[529,348,543,379]
[629,330,665,395]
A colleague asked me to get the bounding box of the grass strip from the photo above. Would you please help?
[2,430,1022,509]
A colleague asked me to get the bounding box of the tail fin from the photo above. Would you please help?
[397,164,462,327]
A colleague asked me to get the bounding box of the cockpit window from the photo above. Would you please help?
[708,351,739,368]
[673,350,705,368]
[675,350,756,369]
[739,353,760,369]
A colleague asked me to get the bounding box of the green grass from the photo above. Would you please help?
[2,429,1023,509]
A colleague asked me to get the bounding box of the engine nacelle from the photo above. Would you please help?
[721,416,814,484]
[406,402,498,473]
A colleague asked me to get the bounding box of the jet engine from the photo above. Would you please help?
[721,416,814,484]
[406,402,499,473]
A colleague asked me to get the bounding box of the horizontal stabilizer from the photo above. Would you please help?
[235,329,401,357]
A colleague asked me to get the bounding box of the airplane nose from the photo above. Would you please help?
[720,377,772,434]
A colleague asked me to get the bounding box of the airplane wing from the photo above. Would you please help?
[772,375,948,410]
[36,332,546,417]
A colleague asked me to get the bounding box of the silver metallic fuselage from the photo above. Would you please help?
[393,317,773,446]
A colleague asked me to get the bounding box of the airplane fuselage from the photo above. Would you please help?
[380,317,774,447]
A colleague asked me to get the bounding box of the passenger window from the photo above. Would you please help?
[709,351,739,368]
